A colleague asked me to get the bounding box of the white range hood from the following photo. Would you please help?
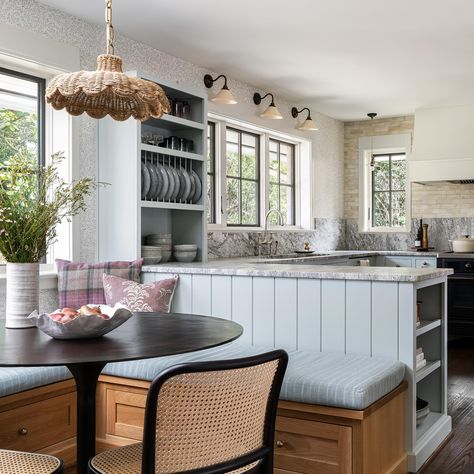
[410,104,474,182]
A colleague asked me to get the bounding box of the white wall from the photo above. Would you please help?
[0,0,344,260]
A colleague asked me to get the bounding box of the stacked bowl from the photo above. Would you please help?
[141,245,162,265]
[173,244,197,262]
[144,234,172,262]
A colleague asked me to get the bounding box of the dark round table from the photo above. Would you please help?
[0,312,242,474]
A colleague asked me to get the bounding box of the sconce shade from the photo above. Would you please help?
[204,74,237,105]
[298,117,318,131]
[260,104,283,119]
[212,85,237,104]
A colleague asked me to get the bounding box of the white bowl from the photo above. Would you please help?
[173,244,198,251]
[28,304,133,339]
[161,250,172,263]
[174,250,197,262]
[143,256,162,265]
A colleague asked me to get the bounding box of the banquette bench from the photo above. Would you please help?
[0,344,407,473]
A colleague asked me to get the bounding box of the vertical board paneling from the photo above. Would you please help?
[232,277,253,344]
[172,274,192,314]
[372,282,399,358]
[274,278,298,350]
[321,280,346,352]
[297,279,321,351]
[346,281,372,355]
[253,277,275,346]
[191,275,212,316]
[211,276,232,320]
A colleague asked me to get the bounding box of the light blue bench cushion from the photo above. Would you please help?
[0,367,72,398]
[103,342,405,410]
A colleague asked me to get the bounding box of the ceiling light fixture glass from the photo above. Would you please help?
[203,74,237,104]
[253,92,283,119]
[291,107,318,131]
[367,112,377,168]
[45,0,170,121]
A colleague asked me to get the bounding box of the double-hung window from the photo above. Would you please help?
[0,67,46,263]
[225,128,260,226]
[207,116,309,228]
[269,139,295,225]
[371,152,407,228]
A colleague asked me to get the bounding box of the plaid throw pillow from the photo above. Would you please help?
[56,259,143,309]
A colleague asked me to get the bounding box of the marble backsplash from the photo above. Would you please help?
[208,218,345,258]
[208,217,471,258]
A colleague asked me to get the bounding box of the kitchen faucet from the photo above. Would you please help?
[257,209,284,256]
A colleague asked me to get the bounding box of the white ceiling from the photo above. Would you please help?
[37,0,474,121]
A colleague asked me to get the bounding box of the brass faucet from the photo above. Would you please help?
[257,209,284,256]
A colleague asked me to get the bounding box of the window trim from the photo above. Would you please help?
[358,133,412,234]
[207,121,216,224]
[208,113,309,231]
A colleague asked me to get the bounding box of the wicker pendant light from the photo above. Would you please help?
[45,0,170,122]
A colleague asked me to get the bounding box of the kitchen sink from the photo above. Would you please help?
[250,253,329,262]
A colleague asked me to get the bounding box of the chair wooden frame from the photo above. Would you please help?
[89,350,288,474]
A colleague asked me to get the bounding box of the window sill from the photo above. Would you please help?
[358,229,411,234]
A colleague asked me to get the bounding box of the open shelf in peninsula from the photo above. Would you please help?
[416,360,441,383]
[416,318,441,337]
[97,72,208,263]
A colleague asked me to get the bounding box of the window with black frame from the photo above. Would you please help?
[371,152,406,228]
[0,67,46,262]
[268,139,295,225]
[207,122,216,224]
[225,128,260,226]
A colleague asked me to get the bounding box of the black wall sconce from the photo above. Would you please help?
[203,74,237,104]
[291,107,318,131]
[253,92,283,119]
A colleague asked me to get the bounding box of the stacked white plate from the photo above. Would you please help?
[141,245,162,265]
[145,234,172,262]
[173,244,197,262]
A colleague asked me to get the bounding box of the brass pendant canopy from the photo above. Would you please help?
[45,0,170,121]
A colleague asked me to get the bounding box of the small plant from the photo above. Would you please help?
[0,151,97,263]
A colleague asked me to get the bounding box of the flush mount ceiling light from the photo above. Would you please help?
[45,0,170,121]
[291,107,318,131]
[253,92,283,119]
[367,112,377,168]
[203,74,237,104]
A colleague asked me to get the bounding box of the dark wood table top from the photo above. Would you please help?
[0,312,243,367]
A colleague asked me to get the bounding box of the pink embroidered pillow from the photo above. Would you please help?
[103,274,179,313]
[56,259,143,309]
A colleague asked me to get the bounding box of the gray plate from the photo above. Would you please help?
[151,162,163,199]
[164,166,174,200]
[188,169,196,203]
[190,169,202,202]
[180,167,192,202]
[146,162,159,200]
[141,162,150,200]
[156,164,169,200]
[169,167,180,200]
[176,168,186,200]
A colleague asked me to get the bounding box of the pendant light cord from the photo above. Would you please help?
[105,0,115,55]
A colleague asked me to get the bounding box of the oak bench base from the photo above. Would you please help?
[96,375,408,474]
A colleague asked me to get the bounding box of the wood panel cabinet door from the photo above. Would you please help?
[274,416,352,474]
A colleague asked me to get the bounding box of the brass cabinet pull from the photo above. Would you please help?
[18,427,28,436]
[276,440,285,448]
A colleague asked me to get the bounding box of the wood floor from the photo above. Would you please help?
[421,337,474,473]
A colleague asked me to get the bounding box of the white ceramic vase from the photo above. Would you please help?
[6,262,39,329]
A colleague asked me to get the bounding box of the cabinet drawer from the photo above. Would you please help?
[0,392,76,452]
[274,416,352,474]
[384,257,413,267]
[415,258,436,268]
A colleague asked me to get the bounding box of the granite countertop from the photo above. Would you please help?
[142,251,453,282]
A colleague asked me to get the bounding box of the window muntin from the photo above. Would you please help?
[225,128,260,226]
[269,139,295,225]
[207,122,216,224]
[371,152,406,228]
[0,67,45,263]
